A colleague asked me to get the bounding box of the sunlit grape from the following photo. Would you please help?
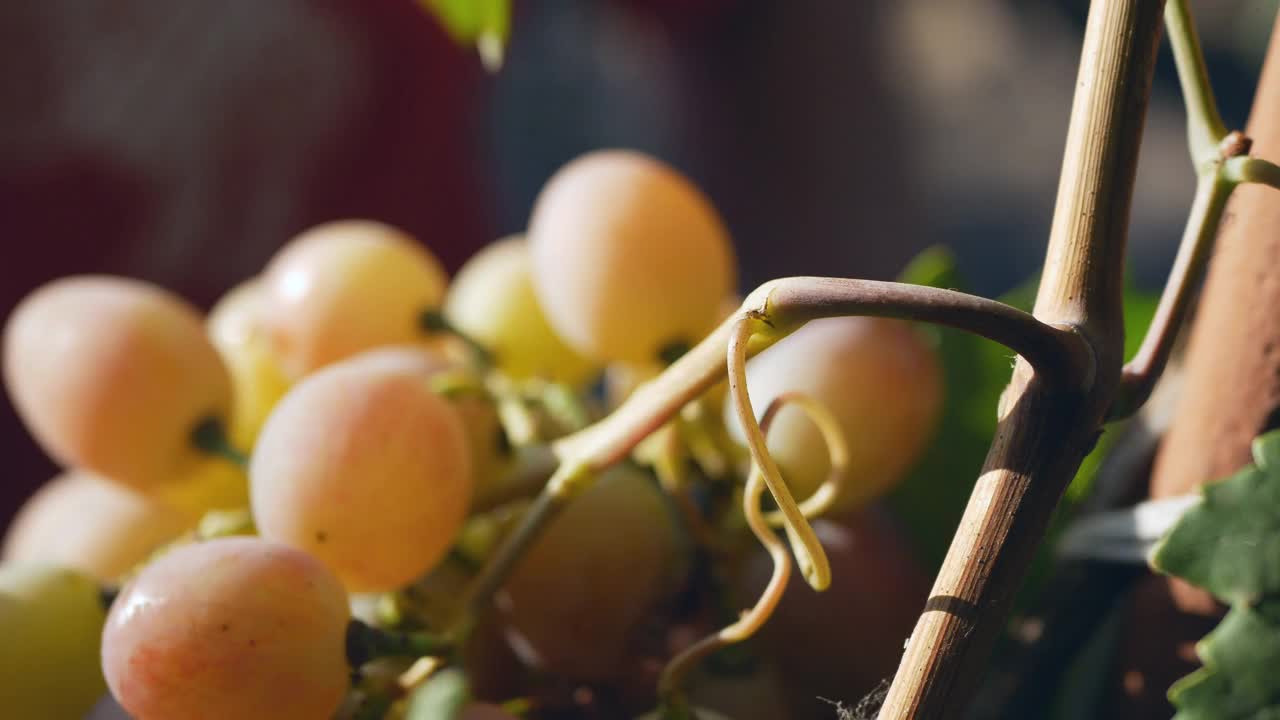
[0,563,107,719]
[2,471,192,582]
[725,317,943,512]
[207,278,291,449]
[250,351,473,591]
[446,236,595,384]
[153,457,251,517]
[260,220,448,378]
[498,466,681,680]
[528,150,736,364]
[3,276,232,490]
[101,538,350,720]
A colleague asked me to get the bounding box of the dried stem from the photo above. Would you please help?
[463,278,1086,618]
[878,0,1165,716]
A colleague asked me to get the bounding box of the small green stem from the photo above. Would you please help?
[1114,167,1236,417]
[420,308,495,367]
[459,463,594,617]
[1223,155,1280,189]
[1166,0,1228,164]
[345,619,452,668]
[190,417,249,468]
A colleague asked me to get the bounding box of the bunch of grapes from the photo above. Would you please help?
[1,149,942,720]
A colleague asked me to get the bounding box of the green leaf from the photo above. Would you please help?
[1151,429,1280,604]
[1169,601,1280,719]
[419,0,511,70]
[888,248,1159,570]
[404,668,472,720]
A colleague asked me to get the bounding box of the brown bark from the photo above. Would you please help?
[1110,10,1280,718]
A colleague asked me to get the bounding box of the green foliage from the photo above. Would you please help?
[888,248,1158,569]
[1152,430,1280,719]
[418,0,510,69]
[1152,432,1280,603]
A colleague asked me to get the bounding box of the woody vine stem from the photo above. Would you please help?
[450,0,1280,716]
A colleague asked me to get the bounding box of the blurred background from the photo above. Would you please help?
[0,0,1274,533]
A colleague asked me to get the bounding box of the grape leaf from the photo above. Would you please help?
[1168,600,1280,720]
[1150,431,1280,604]
[418,0,510,70]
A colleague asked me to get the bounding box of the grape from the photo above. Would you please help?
[250,351,473,592]
[259,220,449,379]
[734,512,930,714]
[528,150,736,364]
[101,537,350,720]
[2,276,232,490]
[498,465,681,680]
[0,563,107,719]
[207,278,291,449]
[445,236,595,384]
[724,317,942,513]
[3,471,192,582]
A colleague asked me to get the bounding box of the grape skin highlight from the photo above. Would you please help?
[528,150,736,365]
[260,220,449,379]
[2,276,232,491]
[101,538,350,720]
[250,350,473,592]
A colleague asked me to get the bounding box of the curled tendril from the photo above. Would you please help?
[655,427,793,717]
[757,391,849,526]
[727,315,831,590]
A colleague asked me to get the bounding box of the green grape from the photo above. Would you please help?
[724,317,943,513]
[0,563,107,719]
[101,538,350,720]
[250,350,473,592]
[2,471,192,582]
[207,278,291,450]
[498,466,680,681]
[734,513,930,712]
[153,456,250,517]
[527,150,736,364]
[2,276,232,491]
[259,220,449,379]
[445,236,596,384]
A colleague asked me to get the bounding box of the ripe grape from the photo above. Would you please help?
[498,465,680,680]
[735,512,930,714]
[445,236,595,384]
[3,471,192,582]
[0,563,108,720]
[724,317,943,513]
[259,220,449,378]
[101,537,350,720]
[250,351,473,592]
[527,150,736,364]
[2,276,232,490]
[207,278,291,449]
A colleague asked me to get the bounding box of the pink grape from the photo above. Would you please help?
[206,278,291,449]
[101,537,350,720]
[528,150,736,364]
[498,466,680,681]
[259,220,449,379]
[725,316,943,513]
[250,350,473,592]
[3,276,232,491]
[3,471,192,582]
